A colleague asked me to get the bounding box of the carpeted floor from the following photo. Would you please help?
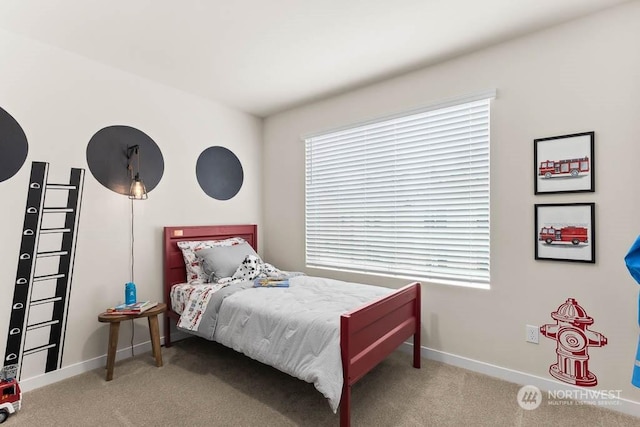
[5,338,639,426]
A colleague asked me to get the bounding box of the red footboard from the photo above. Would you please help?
[340,281,421,427]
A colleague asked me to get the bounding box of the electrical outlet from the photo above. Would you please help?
[526,325,539,344]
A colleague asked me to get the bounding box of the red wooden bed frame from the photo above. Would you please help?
[163,224,421,427]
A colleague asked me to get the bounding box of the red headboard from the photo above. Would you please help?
[163,224,258,304]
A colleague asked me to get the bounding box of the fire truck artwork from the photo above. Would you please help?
[540,298,607,387]
[539,157,590,179]
[0,367,21,423]
[539,226,588,245]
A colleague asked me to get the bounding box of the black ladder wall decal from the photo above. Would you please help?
[3,161,85,379]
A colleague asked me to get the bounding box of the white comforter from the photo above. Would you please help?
[209,275,394,412]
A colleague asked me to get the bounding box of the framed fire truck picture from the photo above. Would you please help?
[535,203,595,263]
[534,131,595,194]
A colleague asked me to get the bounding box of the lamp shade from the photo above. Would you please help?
[129,173,148,200]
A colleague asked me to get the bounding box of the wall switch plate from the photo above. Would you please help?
[526,325,539,344]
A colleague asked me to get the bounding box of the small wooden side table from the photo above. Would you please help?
[97,302,167,381]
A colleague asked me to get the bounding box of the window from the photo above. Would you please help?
[304,93,493,288]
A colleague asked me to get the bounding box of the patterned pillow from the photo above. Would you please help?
[177,238,247,283]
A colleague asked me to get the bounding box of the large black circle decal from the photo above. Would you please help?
[86,125,164,196]
[196,146,244,200]
[0,106,29,183]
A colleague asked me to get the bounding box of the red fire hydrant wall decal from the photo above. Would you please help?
[540,298,607,387]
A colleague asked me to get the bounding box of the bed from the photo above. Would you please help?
[163,224,421,426]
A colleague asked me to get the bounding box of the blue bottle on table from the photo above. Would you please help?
[125,282,137,305]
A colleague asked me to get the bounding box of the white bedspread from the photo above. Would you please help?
[211,275,394,412]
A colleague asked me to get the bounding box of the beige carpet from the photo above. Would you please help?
[5,338,639,426]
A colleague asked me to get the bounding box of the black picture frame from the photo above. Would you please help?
[534,131,594,194]
[534,203,595,263]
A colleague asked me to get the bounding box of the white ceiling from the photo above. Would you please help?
[0,0,630,117]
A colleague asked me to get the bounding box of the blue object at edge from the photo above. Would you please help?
[633,337,640,388]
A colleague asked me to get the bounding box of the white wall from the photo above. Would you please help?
[263,1,640,410]
[0,28,262,381]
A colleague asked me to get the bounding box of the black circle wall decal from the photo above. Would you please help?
[0,106,29,183]
[86,125,164,196]
[196,146,244,200]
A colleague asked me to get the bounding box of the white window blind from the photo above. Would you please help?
[305,97,491,286]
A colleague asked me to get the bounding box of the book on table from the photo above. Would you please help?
[105,301,158,315]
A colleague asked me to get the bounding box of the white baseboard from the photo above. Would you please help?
[19,330,191,393]
[398,342,640,419]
